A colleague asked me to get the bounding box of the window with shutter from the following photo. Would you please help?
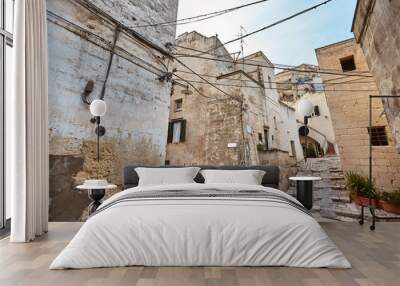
[180,120,187,142]
[172,121,182,143]
[314,105,320,116]
[168,120,187,144]
[167,122,173,143]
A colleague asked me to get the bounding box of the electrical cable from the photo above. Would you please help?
[174,69,375,86]
[173,76,237,103]
[174,45,372,76]
[174,78,378,92]
[133,0,270,28]
[172,56,242,103]
[179,0,334,57]
[172,53,372,78]
[47,10,166,78]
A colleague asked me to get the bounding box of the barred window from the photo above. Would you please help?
[368,127,389,146]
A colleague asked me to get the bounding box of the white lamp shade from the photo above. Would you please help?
[297,99,314,117]
[90,99,107,117]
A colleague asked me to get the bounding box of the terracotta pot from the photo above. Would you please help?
[380,201,400,214]
[352,196,377,208]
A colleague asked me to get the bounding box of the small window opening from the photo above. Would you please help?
[264,129,269,150]
[174,99,183,112]
[314,105,320,116]
[368,126,389,146]
[340,55,356,72]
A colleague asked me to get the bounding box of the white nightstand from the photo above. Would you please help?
[76,183,117,215]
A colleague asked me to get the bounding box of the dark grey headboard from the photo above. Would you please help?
[123,165,280,189]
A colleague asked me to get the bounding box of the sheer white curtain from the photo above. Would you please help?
[9,0,49,242]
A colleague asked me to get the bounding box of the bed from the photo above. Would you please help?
[50,166,350,269]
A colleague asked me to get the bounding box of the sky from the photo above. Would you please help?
[176,0,358,67]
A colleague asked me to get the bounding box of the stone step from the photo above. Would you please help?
[310,169,343,173]
[311,205,321,212]
[325,203,400,222]
[331,196,351,203]
[331,185,347,190]
[324,207,360,220]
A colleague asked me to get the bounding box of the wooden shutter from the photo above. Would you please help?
[167,122,173,143]
[180,120,186,142]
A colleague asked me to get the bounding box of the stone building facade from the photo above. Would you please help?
[352,0,400,151]
[166,32,302,190]
[316,38,400,192]
[276,65,338,157]
[47,0,179,221]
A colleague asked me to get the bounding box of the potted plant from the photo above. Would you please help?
[380,191,400,214]
[345,172,378,208]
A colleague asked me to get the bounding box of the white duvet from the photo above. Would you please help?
[50,183,351,269]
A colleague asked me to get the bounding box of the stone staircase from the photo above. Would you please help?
[289,156,357,221]
[289,156,399,221]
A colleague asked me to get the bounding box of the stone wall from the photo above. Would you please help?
[258,150,297,191]
[166,32,244,166]
[166,32,303,167]
[316,39,400,192]
[352,0,400,151]
[47,0,178,221]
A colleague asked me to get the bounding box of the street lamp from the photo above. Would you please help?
[89,99,107,162]
[297,99,314,161]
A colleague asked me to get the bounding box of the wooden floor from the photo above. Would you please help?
[0,222,399,286]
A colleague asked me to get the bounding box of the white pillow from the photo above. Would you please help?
[135,167,200,186]
[200,169,266,185]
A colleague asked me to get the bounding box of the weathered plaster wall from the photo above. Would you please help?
[316,39,400,192]
[352,0,400,151]
[47,0,178,221]
[240,53,303,162]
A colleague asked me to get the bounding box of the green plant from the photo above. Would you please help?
[381,191,400,208]
[344,171,378,199]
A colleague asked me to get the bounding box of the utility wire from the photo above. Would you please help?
[173,76,236,102]
[179,0,334,57]
[172,56,242,103]
[174,70,375,86]
[47,10,165,78]
[173,74,215,100]
[175,78,282,109]
[134,0,270,28]
[173,53,372,78]
[174,44,371,76]
[174,79,378,92]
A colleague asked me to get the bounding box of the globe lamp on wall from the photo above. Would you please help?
[89,99,107,162]
[296,99,314,162]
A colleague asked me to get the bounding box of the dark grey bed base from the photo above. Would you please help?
[123,165,280,190]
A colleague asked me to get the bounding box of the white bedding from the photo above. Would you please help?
[50,183,351,269]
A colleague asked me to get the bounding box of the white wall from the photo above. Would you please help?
[293,92,338,154]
